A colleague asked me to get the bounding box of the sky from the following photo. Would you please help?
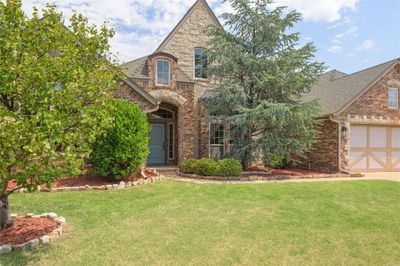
[18,0,400,74]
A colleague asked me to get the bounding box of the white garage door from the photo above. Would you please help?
[350,125,400,172]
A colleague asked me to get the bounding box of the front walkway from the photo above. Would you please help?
[164,172,400,184]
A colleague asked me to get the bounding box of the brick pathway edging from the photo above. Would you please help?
[0,213,67,255]
[177,170,360,182]
[13,175,164,194]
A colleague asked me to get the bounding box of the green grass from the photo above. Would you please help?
[1,180,400,266]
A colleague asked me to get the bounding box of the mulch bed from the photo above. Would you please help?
[0,217,58,245]
[6,169,156,192]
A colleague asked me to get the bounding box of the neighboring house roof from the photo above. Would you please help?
[304,58,400,115]
[155,0,223,52]
[121,56,193,83]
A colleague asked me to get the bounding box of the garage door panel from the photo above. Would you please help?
[350,126,367,148]
[369,127,387,148]
[393,128,400,148]
[350,125,399,172]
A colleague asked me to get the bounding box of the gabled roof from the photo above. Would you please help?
[121,56,194,83]
[304,58,400,115]
[122,77,159,106]
[156,0,223,52]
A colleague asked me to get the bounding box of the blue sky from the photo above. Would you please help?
[20,0,400,73]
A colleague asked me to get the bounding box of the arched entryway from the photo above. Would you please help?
[147,103,178,166]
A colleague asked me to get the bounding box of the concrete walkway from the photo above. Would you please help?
[164,172,400,184]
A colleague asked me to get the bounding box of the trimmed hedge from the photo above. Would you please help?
[89,100,150,180]
[181,158,242,177]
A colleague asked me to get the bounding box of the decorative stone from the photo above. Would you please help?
[85,185,92,190]
[78,186,85,191]
[11,213,17,219]
[37,185,41,192]
[39,235,50,245]
[27,238,39,250]
[127,181,132,187]
[0,245,12,255]
[12,243,28,252]
[26,213,34,217]
[106,185,113,190]
[56,216,67,225]
[47,212,58,219]
[118,181,126,189]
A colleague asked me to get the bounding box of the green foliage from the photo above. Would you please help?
[90,100,150,180]
[217,158,242,177]
[181,159,198,174]
[270,153,291,169]
[203,0,324,167]
[194,158,219,176]
[181,158,242,177]
[0,0,121,193]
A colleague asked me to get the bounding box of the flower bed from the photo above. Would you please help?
[6,168,162,194]
[0,213,67,255]
[177,169,358,182]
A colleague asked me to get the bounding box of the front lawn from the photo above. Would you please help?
[1,180,399,265]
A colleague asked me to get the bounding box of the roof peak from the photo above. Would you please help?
[155,0,222,52]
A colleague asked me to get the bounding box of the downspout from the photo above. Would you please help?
[329,115,350,174]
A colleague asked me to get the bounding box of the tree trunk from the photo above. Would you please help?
[0,192,13,229]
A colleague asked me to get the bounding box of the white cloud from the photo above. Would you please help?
[357,39,375,51]
[327,45,343,53]
[17,0,359,62]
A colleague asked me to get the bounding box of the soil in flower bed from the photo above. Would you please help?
[0,217,58,245]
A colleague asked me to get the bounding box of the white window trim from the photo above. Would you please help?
[388,87,399,109]
[156,60,171,86]
[193,47,209,80]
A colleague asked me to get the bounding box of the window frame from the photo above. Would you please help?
[388,87,399,109]
[194,47,208,80]
[168,123,175,160]
[156,59,171,86]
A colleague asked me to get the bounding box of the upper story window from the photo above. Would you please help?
[388,87,398,109]
[156,60,170,86]
[194,48,208,79]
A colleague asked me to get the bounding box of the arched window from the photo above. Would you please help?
[156,60,170,85]
[194,48,208,79]
[151,108,174,119]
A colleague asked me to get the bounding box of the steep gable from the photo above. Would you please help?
[156,0,222,79]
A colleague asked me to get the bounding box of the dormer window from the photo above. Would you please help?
[388,87,398,109]
[195,48,208,79]
[156,60,170,86]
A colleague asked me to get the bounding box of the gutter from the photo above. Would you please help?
[329,115,350,174]
[143,101,161,114]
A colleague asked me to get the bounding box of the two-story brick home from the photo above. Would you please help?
[115,0,400,173]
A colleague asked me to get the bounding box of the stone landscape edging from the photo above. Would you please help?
[14,175,163,194]
[0,213,67,255]
[177,170,357,182]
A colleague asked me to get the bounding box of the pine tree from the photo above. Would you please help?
[203,0,324,168]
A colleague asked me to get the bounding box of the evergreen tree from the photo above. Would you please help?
[203,0,324,167]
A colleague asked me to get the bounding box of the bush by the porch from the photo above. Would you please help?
[181,158,242,177]
[89,100,150,180]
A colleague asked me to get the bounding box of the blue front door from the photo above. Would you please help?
[148,124,165,165]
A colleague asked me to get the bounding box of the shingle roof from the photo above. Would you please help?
[121,56,193,83]
[304,58,400,115]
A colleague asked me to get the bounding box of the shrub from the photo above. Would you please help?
[194,158,219,176]
[181,159,198,174]
[89,100,150,180]
[181,158,242,177]
[270,153,291,169]
[217,158,242,177]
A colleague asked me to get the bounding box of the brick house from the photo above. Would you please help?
[115,0,400,173]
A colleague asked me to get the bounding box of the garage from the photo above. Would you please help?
[350,125,400,172]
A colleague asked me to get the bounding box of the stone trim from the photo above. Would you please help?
[347,114,400,125]
[0,213,67,255]
[14,175,163,194]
